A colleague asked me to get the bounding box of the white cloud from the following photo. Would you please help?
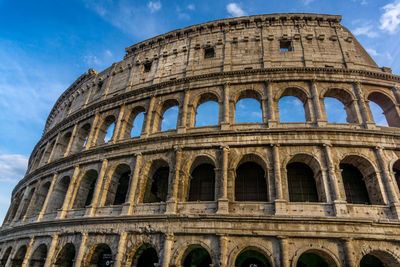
[366,48,379,56]
[0,154,28,184]
[83,0,166,39]
[380,0,400,34]
[105,49,113,57]
[148,1,162,13]
[187,4,195,10]
[303,0,315,6]
[353,24,379,38]
[226,3,246,17]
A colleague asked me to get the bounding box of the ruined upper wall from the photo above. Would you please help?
[43,13,386,135]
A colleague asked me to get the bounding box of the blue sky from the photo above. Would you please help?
[0,0,399,222]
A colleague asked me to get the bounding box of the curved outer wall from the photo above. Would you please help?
[1,13,400,267]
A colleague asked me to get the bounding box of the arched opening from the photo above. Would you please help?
[161,107,179,131]
[1,247,12,265]
[131,244,158,267]
[11,245,27,267]
[369,101,388,127]
[18,187,36,220]
[235,98,263,123]
[28,244,47,267]
[54,243,76,267]
[188,163,215,201]
[6,190,24,222]
[392,159,400,192]
[71,123,91,153]
[360,251,400,267]
[86,244,112,267]
[360,254,384,267]
[339,155,383,205]
[46,176,70,213]
[104,164,131,206]
[297,253,331,267]
[368,92,400,127]
[279,96,306,122]
[235,249,271,267]
[323,88,357,124]
[28,182,51,217]
[182,247,212,267]
[235,162,267,201]
[41,140,56,164]
[73,170,98,209]
[324,98,347,123]
[143,161,169,203]
[195,101,219,126]
[56,132,72,158]
[287,162,319,202]
[96,115,116,145]
[131,112,145,138]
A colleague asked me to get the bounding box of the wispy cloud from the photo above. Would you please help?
[226,3,246,17]
[380,0,400,34]
[148,1,162,13]
[366,48,379,56]
[353,24,379,38]
[83,0,167,39]
[187,4,195,10]
[0,154,28,184]
[83,49,114,68]
[303,0,315,6]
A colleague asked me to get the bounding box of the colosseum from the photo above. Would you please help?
[1,12,400,267]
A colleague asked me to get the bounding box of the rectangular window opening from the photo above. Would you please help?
[280,40,292,52]
[204,47,215,59]
[144,62,152,72]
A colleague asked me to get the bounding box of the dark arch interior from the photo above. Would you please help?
[297,253,329,267]
[30,182,51,216]
[55,243,76,267]
[340,163,370,204]
[89,244,112,267]
[235,162,267,201]
[73,123,91,152]
[183,247,212,267]
[188,163,215,201]
[11,246,27,267]
[235,249,271,267]
[73,170,98,209]
[360,254,384,267]
[287,162,319,202]
[392,161,400,191]
[28,244,47,267]
[132,244,158,267]
[113,170,131,205]
[1,247,12,265]
[18,187,36,220]
[143,166,169,203]
[47,176,70,213]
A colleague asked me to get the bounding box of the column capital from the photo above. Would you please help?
[134,152,142,157]
[173,145,183,153]
[270,143,280,147]
[322,143,332,147]
[220,145,230,151]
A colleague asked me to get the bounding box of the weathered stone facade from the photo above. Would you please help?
[1,13,400,267]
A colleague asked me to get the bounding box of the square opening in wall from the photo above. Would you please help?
[280,40,292,52]
[144,62,152,72]
[204,47,215,59]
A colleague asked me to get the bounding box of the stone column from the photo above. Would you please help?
[266,81,277,127]
[126,153,143,215]
[37,173,58,222]
[375,147,400,218]
[221,83,230,130]
[143,96,156,136]
[47,132,61,163]
[64,124,78,157]
[86,112,101,149]
[278,236,289,267]
[74,233,89,267]
[353,82,375,129]
[112,104,126,143]
[219,235,229,267]
[273,144,287,215]
[44,234,59,267]
[166,147,182,214]
[89,159,109,216]
[59,166,80,219]
[343,238,356,267]
[114,232,128,267]
[161,234,174,267]
[310,81,326,126]
[177,89,190,134]
[217,145,229,214]
[21,236,35,267]
[391,84,400,105]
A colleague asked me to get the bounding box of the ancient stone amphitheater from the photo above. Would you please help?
[1,12,400,267]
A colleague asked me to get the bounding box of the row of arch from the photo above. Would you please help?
[29,85,400,172]
[1,240,399,267]
[7,151,400,224]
